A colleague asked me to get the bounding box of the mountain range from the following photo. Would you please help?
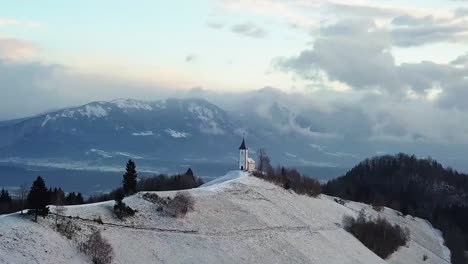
[0,91,361,178]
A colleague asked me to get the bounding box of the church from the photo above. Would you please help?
[239,137,256,172]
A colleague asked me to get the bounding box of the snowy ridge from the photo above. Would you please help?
[0,171,450,264]
[110,99,153,111]
[40,104,108,127]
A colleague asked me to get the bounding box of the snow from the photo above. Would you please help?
[0,171,451,264]
[200,170,248,188]
[77,105,108,118]
[111,99,153,111]
[188,103,225,135]
[131,131,154,136]
[165,128,189,138]
[41,114,54,127]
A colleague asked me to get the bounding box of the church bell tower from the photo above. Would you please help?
[239,137,248,171]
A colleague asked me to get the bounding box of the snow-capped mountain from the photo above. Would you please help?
[0,98,236,159]
[0,96,362,177]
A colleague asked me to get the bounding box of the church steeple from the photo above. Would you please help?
[239,137,247,150]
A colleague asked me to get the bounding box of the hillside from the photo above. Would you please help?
[0,171,450,264]
[325,153,468,263]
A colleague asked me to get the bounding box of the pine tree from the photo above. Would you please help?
[76,193,84,204]
[27,176,49,221]
[0,188,12,213]
[0,188,11,203]
[122,159,138,195]
[186,168,194,177]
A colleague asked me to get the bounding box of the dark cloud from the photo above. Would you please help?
[391,23,468,47]
[231,23,267,38]
[0,59,63,119]
[0,59,174,120]
[451,53,468,65]
[277,20,398,91]
[392,15,437,26]
[275,19,468,110]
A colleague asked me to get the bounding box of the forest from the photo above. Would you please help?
[324,153,468,264]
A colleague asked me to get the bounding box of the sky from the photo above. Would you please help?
[2,0,468,147]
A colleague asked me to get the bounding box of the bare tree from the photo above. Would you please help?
[81,231,114,264]
[257,148,272,174]
[19,183,28,215]
[54,193,66,226]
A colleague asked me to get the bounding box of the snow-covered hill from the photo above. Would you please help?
[0,171,451,264]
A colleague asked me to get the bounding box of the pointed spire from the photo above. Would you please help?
[239,137,247,150]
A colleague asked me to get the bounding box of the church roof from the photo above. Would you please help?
[239,138,247,150]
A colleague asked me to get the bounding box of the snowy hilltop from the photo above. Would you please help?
[0,171,450,264]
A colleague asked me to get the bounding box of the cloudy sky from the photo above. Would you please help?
[2,0,468,148]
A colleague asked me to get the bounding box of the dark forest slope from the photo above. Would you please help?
[324,153,468,264]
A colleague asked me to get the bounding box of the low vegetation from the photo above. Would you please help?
[166,192,195,218]
[113,189,136,220]
[142,191,194,218]
[56,220,81,240]
[253,167,321,197]
[80,230,114,264]
[342,210,409,259]
[86,167,203,204]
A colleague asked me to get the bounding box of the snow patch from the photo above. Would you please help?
[200,170,250,189]
[165,128,189,138]
[132,131,154,136]
[188,103,225,135]
[41,114,54,127]
[78,105,108,118]
[111,99,153,111]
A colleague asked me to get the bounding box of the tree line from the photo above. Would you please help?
[0,159,204,221]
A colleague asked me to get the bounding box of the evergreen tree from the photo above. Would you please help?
[76,193,84,204]
[122,159,138,195]
[0,188,11,203]
[0,188,12,213]
[185,168,194,177]
[27,176,49,221]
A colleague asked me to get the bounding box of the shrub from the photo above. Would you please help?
[166,192,194,218]
[253,167,321,197]
[113,189,136,220]
[56,220,80,240]
[80,231,113,264]
[334,198,347,205]
[93,216,104,225]
[342,212,409,259]
[373,205,385,212]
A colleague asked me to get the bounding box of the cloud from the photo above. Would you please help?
[231,23,267,38]
[185,54,197,63]
[0,18,18,27]
[0,37,39,61]
[454,8,468,17]
[206,21,225,29]
[273,18,468,145]
[0,58,176,120]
